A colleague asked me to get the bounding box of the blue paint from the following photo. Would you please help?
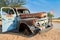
[1,12,18,32]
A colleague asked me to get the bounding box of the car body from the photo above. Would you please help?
[0,7,52,35]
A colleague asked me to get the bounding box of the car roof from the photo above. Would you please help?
[13,6,28,10]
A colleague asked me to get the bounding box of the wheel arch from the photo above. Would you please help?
[18,22,32,33]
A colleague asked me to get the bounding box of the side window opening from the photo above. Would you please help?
[2,8,14,15]
[8,9,14,14]
[17,10,23,13]
[17,9,29,14]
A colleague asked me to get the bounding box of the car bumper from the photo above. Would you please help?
[39,25,53,33]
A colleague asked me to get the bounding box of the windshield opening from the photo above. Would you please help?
[17,9,29,14]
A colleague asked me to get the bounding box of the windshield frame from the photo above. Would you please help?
[16,9,30,14]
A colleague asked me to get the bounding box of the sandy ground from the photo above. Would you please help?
[0,29,60,40]
[52,20,60,23]
[0,22,60,40]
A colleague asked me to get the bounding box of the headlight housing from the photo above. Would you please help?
[35,19,47,27]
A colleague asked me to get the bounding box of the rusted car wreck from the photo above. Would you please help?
[0,7,52,35]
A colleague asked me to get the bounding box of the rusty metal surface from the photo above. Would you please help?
[20,12,46,19]
[20,18,38,26]
[13,7,28,10]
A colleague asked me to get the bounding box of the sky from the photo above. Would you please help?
[24,0,60,18]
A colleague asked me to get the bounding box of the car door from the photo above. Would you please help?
[1,7,17,32]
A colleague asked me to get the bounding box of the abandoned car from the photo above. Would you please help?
[0,7,52,35]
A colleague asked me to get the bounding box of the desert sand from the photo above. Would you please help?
[0,21,60,40]
[0,29,60,40]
